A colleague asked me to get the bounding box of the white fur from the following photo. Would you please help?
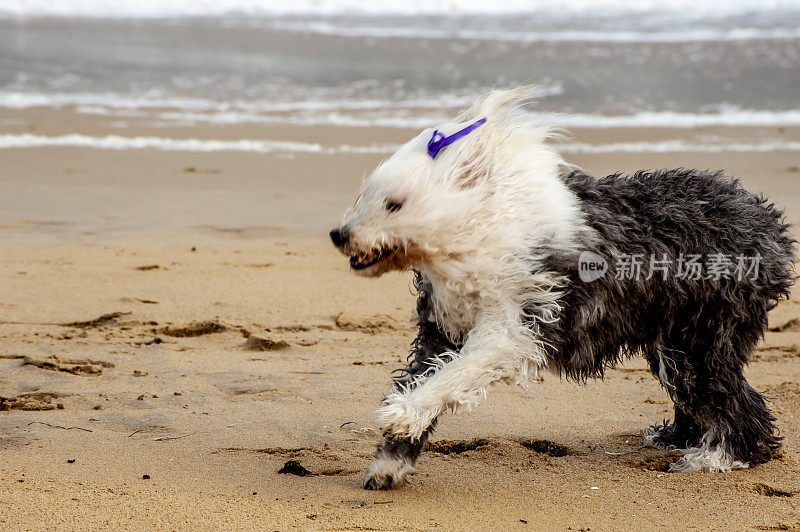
[670,430,749,472]
[337,88,593,439]
[642,424,663,448]
[657,349,678,395]
[643,427,749,472]
[363,454,415,487]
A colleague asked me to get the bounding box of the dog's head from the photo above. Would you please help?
[330,87,565,277]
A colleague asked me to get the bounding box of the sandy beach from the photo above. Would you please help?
[0,103,799,530]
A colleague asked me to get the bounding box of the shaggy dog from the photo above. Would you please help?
[329,88,795,490]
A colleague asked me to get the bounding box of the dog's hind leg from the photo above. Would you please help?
[669,377,780,472]
[644,348,704,449]
[647,325,781,471]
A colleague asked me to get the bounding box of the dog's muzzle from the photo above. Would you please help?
[329,226,350,248]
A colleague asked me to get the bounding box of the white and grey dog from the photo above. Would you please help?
[330,88,795,490]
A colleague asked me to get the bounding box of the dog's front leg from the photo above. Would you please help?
[363,286,456,490]
[363,422,437,490]
[378,320,536,442]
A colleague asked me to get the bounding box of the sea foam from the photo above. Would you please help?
[5,91,800,129]
[0,133,397,154]
[1,133,798,155]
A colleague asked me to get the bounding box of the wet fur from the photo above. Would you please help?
[539,168,794,467]
[330,89,795,489]
[369,169,794,487]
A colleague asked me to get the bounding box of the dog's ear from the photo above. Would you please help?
[451,143,491,189]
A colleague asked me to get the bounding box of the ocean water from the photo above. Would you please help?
[1,1,799,131]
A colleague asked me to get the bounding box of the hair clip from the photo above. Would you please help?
[427,117,487,159]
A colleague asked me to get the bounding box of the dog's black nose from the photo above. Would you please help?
[329,227,350,247]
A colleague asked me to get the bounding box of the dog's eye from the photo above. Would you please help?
[385,200,403,213]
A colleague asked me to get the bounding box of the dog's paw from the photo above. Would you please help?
[644,422,703,450]
[363,455,414,490]
[376,392,437,441]
[643,423,671,449]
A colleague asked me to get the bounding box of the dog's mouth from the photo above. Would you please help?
[349,245,398,271]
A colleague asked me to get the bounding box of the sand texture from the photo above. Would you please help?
[1,112,799,530]
[0,236,798,530]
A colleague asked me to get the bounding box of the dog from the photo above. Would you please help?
[329,88,796,490]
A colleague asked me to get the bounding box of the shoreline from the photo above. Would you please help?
[1,106,799,241]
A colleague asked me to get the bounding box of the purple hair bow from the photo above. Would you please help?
[427,117,487,159]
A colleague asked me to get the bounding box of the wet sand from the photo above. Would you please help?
[1,109,799,530]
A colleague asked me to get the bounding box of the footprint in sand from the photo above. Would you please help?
[631,454,679,472]
[240,335,290,351]
[765,381,800,399]
[753,483,797,497]
[768,317,800,332]
[333,312,401,334]
[23,355,114,375]
[0,392,63,411]
[518,439,579,457]
[160,321,226,337]
[60,312,131,329]
[427,438,491,455]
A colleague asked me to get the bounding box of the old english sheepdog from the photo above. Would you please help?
[329,88,795,490]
